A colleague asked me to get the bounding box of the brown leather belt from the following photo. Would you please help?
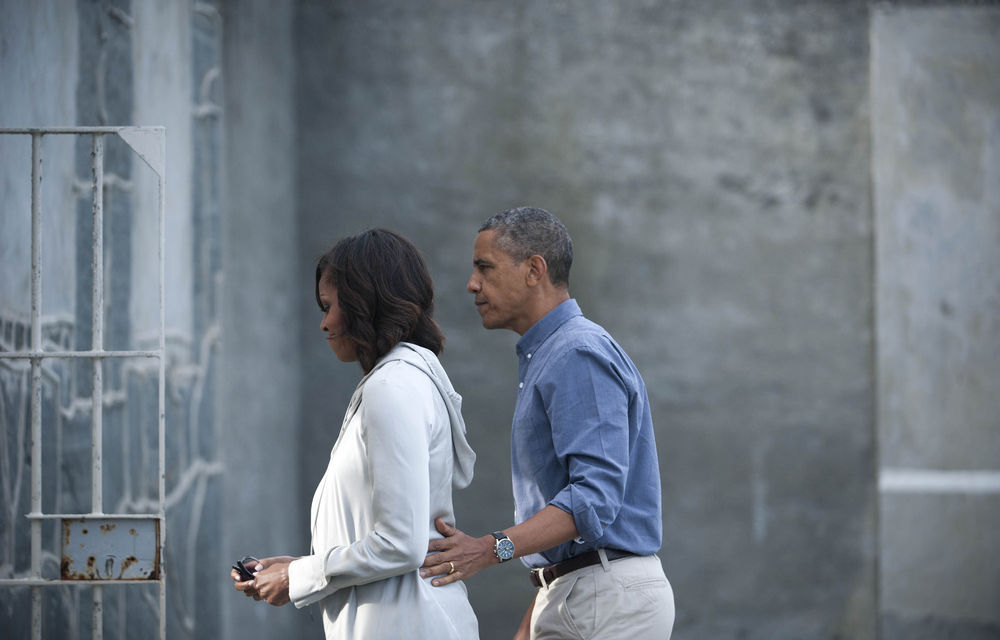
[529,549,636,587]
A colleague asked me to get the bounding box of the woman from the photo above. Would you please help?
[232,229,479,639]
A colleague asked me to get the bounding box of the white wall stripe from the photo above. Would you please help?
[879,468,1000,494]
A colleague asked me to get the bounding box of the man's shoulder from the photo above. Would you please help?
[553,314,614,349]
[533,320,618,373]
[548,315,642,373]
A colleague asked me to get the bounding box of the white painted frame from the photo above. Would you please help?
[0,127,167,640]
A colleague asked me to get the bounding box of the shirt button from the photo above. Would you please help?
[518,382,524,389]
[527,353,532,359]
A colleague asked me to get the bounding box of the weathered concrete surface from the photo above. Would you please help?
[2,2,231,638]
[0,2,79,318]
[219,2,304,638]
[874,6,1000,473]
[296,2,875,638]
[872,6,1000,636]
[131,0,194,339]
[0,7,79,637]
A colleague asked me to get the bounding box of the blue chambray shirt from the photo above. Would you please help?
[512,299,662,568]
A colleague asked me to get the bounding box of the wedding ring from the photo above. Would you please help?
[447,561,455,575]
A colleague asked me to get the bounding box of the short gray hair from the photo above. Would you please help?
[479,207,573,287]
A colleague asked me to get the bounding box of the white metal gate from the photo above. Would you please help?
[0,126,167,640]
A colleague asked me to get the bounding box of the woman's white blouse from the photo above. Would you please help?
[287,343,479,639]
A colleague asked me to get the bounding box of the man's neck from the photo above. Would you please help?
[516,289,570,336]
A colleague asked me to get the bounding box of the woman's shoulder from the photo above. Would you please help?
[364,357,434,395]
[360,359,440,431]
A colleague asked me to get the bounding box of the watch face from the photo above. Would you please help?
[496,538,515,560]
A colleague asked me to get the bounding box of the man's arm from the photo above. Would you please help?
[513,592,537,640]
[420,505,577,586]
[422,347,634,584]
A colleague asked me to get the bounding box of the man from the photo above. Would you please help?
[421,207,674,639]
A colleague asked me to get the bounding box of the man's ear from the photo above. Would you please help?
[525,255,548,287]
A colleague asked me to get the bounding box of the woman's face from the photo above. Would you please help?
[317,273,358,363]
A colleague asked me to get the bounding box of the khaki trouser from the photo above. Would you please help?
[530,552,674,640]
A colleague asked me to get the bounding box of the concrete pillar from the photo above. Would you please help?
[219,1,304,637]
[872,6,1000,638]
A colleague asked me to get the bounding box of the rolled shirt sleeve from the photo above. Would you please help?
[540,347,631,542]
[511,299,662,568]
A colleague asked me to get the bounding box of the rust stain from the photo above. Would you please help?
[60,555,101,580]
[99,523,116,533]
[119,555,137,578]
[150,520,161,580]
[129,528,137,536]
[81,528,88,535]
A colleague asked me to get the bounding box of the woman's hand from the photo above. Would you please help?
[231,556,298,605]
[231,555,264,600]
[252,557,297,606]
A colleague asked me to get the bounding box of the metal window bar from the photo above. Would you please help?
[0,126,167,640]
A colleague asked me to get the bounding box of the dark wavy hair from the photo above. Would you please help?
[315,229,444,373]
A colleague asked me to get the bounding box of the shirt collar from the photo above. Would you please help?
[516,299,582,357]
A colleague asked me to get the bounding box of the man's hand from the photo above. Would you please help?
[420,518,497,586]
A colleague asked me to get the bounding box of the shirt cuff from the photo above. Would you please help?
[287,555,332,609]
[550,489,604,543]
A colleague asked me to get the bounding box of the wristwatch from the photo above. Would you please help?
[491,531,515,563]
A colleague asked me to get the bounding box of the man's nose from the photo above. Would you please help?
[466,274,480,293]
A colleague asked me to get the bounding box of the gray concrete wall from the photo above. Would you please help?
[0,15,80,638]
[295,2,876,638]
[0,1,78,319]
[218,1,304,639]
[873,6,1000,639]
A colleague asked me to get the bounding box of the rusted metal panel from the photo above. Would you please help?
[61,518,160,580]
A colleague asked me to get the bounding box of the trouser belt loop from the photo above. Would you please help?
[532,567,549,589]
[597,547,611,571]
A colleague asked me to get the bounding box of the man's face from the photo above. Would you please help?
[467,230,532,334]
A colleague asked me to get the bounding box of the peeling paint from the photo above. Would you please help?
[61,518,159,580]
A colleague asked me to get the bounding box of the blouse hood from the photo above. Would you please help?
[365,342,476,489]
